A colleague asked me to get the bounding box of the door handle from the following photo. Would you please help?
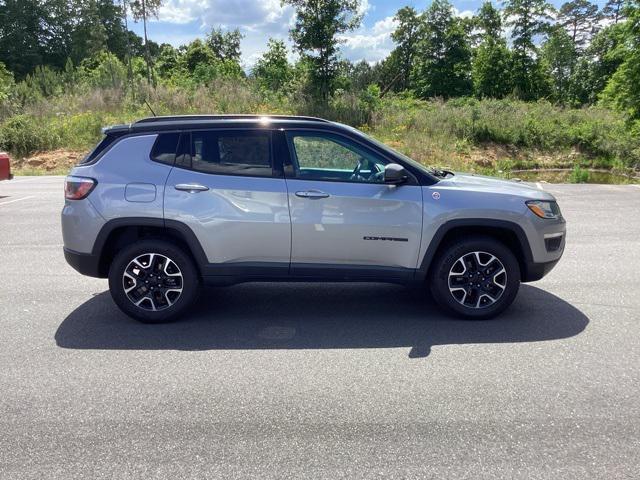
[175,184,209,193]
[295,190,330,199]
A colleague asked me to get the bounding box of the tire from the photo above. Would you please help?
[108,239,200,323]
[429,236,520,320]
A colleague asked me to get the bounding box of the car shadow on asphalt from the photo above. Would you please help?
[55,283,589,358]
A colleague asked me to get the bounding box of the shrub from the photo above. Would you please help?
[0,115,61,157]
[571,165,590,183]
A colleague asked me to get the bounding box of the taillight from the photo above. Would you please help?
[64,176,96,200]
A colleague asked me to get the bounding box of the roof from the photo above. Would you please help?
[103,114,336,135]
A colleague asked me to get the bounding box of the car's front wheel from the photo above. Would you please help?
[108,239,200,323]
[429,236,520,319]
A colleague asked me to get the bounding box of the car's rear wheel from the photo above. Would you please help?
[108,239,199,323]
[429,236,520,319]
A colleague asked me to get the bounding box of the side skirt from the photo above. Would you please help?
[202,262,417,286]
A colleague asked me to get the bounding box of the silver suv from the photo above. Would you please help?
[61,115,565,323]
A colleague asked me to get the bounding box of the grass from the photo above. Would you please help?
[2,83,639,181]
[365,96,640,177]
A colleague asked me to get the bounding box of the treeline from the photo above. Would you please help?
[0,0,639,171]
[0,0,639,115]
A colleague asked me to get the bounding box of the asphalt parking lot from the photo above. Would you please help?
[1,176,639,479]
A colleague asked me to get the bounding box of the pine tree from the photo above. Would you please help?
[472,1,512,98]
[129,0,163,84]
[557,0,600,50]
[602,0,626,24]
[503,0,554,100]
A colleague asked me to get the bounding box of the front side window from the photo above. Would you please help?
[181,130,272,177]
[287,132,387,183]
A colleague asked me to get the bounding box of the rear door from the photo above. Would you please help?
[163,129,291,276]
[283,130,423,277]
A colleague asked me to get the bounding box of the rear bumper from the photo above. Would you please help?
[64,248,103,278]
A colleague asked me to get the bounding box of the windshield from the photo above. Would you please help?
[337,123,451,178]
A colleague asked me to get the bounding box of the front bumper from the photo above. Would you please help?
[64,248,103,278]
[522,258,561,282]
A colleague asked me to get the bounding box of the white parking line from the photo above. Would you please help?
[0,196,35,206]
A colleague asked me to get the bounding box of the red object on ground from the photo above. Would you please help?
[0,152,12,180]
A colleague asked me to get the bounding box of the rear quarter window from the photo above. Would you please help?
[150,133,180,165]
[79,133,123,165]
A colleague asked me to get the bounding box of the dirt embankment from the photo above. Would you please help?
[13,149,88,172]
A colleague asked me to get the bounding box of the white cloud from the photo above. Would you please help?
[372,15,398,35]
[158,1,198,24]
[358,0,372,17]
[156,0,294,31]
[339,14,397,64]
[453,7,474,19]
[149,0,400,67]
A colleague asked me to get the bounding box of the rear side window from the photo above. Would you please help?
[177,130,272,177]
[150,133,180,165]
[79,133,122,165]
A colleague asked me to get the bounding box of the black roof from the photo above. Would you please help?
[103,114,336,134]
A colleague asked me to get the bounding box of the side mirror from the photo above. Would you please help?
[384,163,408,184]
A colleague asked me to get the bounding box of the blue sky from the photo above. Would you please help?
[129,0,608,69]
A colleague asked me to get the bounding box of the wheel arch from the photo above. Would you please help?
[417,219,534,282]
[93,218,208,278]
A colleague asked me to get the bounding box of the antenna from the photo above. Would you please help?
[144,99,157,117]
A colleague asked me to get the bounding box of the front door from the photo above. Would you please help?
[284,131,423,277]
[164,129,291,276]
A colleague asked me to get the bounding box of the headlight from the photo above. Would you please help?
[526,200,561,219]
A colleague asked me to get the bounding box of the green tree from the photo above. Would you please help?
[181,39,215,72]
[253,38,292,92]
[0,0,46,78]
[472,1,512,98]
[283,0,363,102]
[0,62,15,102]
[72,0,109,63]
[602,0,626,24]
[78,50,128,89]
[129,0,163,83]
[97,0,130,61]
[207,27,243,63]
[412,0,472,98]
[389,6,422,91]
[557,0,600,50]
[571,22,627,104]
[601,0,640,119]
[541,25,578,102]
[347,60,381,91]
[503,0,554,100]
[156,43,179,79]
[476,1,503,38]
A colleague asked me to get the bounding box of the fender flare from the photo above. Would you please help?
[92,217,209,270]
[416,218,534,280]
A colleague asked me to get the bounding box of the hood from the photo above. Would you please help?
[440,172,556,201]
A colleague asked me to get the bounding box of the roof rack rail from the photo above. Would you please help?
[134,114,331,124]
